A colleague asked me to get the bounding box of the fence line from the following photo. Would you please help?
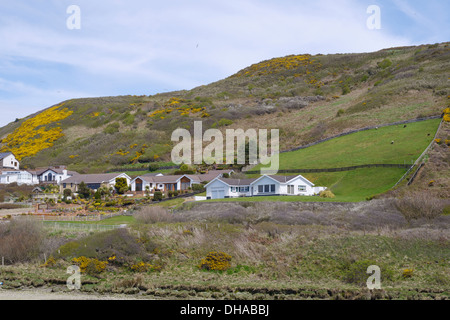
[106,165,179,173]
[14,211,131,222]
[42,221,123,231]
[245,163,411,175]
[392,118,443,188]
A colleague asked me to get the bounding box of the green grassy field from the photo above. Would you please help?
[241,119,440,202]
[256,118,440,171]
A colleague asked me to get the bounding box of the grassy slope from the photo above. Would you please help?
[240,118,441,201]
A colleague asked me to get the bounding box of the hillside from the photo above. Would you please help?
[0,42,449,175]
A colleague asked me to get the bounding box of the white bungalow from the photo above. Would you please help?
[205,177,256,199]
[130,174,194,193]
[204,174,326,199]
[60,173,132,193]
[251,175,325,196]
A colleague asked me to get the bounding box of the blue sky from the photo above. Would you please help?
[0,0,448,127]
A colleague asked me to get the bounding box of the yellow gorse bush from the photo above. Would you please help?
[148,98,208,118]
[232,55,313,78]
[130,261,161,273]
[199,251,232,271]
[72,256,108,274]
[0,103,73,160]
[402,268,414,278]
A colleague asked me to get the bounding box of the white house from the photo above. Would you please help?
[0,152,19,170]
[130,169,234,193]
[36,167,79,184]
[251,175,325,196]
[204,174,326,199]
[60,173,132,193]
[205,178,255,199]
[0,169,39,185]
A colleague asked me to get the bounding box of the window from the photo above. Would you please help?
[258,184,276,193]
[63,183,66,188]
[239,186,249,192]
[298,185,307,192]
[231,187,236,192]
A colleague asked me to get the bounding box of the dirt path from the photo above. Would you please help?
[0,288,150,300]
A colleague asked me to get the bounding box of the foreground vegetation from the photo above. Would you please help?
[0,199,448,300]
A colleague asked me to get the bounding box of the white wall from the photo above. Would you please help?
[0,171,38,185]
[284,176,316,196]
[1,154,19,170]
[206,179,230,199]
[251,176,280,196]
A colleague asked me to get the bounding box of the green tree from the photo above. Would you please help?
[78,182,92,199]
[63,189,72,200]
[115,178,128,195]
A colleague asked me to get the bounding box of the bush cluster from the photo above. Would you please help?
[199,251,232,271]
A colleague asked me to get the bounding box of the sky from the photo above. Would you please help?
[0,0,449,127]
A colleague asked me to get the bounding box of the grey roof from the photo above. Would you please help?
[0,152,13,160]
[217,177,257,186]
[61,173,128,184]
[142,172,164,176]
[187,169,234,183]
[266,175,299,183]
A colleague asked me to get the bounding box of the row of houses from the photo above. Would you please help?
[0,152,327,199]
[0,153,78,185]
[60,170,234,194]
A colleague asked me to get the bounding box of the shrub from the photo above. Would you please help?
[402,269,414,278]
[0,218,44,264]
[341,84,350,95]
[336,109,345,117]
[394,192,445,221]
[56,228,146,266]
[41,255,57,268]
[72,256,108,275]
[148,163,160,172]
[104,122,120,134]
[153,191,163,201]
[377,58,392,69]
[134,206,175,224]
[192,183,206,192]
[217,118,233,127]
[115,178,128,195]
[319,190,335,198]
[199,251,232,272]
[130,261,162,273]
[342,259,393,286]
